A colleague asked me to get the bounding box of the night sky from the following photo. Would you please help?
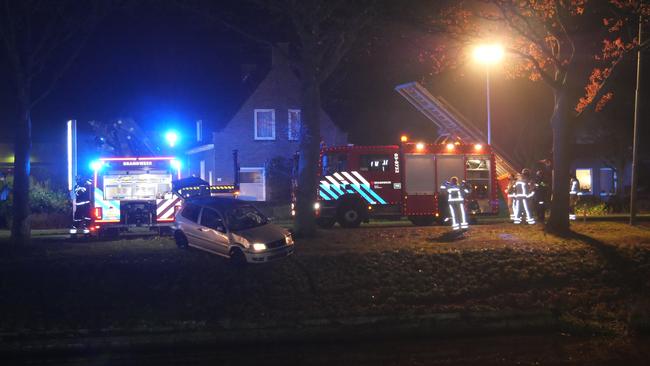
[0,1,647,163]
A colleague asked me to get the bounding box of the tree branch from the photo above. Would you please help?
[507,48,560,89]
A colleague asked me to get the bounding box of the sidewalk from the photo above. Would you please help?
[1,311,559,355]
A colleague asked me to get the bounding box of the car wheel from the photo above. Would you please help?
[337,202,364,228]
[174,231,189,249]
[316,217,336,229]
[229,248,247,266]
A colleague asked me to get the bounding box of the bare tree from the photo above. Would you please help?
[0,0,115,243]
[180,0,376,236]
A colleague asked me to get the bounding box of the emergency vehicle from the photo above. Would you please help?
[73,156,237,237]
[302,137,499,228]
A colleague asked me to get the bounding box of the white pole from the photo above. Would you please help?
[630,15,642,226]
[66,120,77,191]
[486,66,492,145]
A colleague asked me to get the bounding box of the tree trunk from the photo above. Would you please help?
[294,50,321,237]
[546,88,572,234]
[11,97,32,244]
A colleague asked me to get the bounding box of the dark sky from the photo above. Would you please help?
[0,1,647,166]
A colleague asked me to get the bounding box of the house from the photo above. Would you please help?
[0,141,66,186]
[568,115,635,199]
[185,45,348,201]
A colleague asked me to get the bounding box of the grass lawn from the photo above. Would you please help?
[1,222,649,336]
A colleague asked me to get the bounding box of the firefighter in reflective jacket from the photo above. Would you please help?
[440,176,469,230]
[512,169,536,225]
[569,174,580,220]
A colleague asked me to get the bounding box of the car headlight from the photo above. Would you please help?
[252,243,267,251]
[285,234,294,245]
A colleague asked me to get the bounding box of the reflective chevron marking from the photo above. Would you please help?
[318,171,387,205]
[157,195,182,220]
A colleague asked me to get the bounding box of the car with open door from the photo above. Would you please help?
[173,197,294,264]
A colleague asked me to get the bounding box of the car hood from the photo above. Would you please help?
[230,223,288,246]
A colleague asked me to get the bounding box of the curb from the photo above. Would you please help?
[0,310,559,355]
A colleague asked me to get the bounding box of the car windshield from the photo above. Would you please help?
[226,205,268,231]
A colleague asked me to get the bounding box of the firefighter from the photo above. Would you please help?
[569,173,580,220]
[512,169,536,225]
[440,176,469,230]
[534,170,548,224]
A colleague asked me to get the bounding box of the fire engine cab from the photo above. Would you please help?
[309,138,499,228]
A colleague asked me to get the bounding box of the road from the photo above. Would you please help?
[7,334,650,365]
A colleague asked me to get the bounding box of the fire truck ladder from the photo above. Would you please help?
[395,82,519,178]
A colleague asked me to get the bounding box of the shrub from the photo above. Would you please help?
[576,196,608,217]
[0,176,70,229]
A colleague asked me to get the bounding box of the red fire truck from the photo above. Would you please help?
[304,138,499,228]
[72,156,238,237]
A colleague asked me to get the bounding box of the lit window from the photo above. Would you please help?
[575,169,593,195]
[254,109,275,140]
[288,109,301,141]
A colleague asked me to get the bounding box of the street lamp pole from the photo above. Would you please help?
[630,14,643,226]
[485,66,492,145]
[473,44,502,146]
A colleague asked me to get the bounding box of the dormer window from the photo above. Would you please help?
[254,109,275,140]
[288,109,301,141]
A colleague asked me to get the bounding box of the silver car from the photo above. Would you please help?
[173,197,294,264]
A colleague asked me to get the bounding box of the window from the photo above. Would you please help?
[200,208,225,231]
[239,167,266,201]
[360,154,391,172]
[321,153,348,176]
[196,120,202,142]
[226,205,268,231]
[599,168,615,196]
[575,169,593,195]
[288,109,301,141]
[240,170,263,183]
[181,203,201,223]
[104,173,172,200]
[254,109,275,140]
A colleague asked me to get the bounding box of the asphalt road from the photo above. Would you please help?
[7,334,650,366]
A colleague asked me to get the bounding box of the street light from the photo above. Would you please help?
[473,44,504,145]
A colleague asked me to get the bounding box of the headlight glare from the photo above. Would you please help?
[285,235,294,245]
[252,243,267,251]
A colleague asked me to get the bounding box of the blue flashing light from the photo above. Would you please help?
[165,130,179,147]
[90,160,104,171]
[171,159,182,170]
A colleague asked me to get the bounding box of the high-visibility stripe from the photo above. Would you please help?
[319,181,339,200]
[156,197,178,215]
[351,171,387,204]
[318,171,387,205]
[324,176,345,195]
[157,196,182,219]
[341,172,376,204]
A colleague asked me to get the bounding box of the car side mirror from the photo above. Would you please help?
[215,224,227,233]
